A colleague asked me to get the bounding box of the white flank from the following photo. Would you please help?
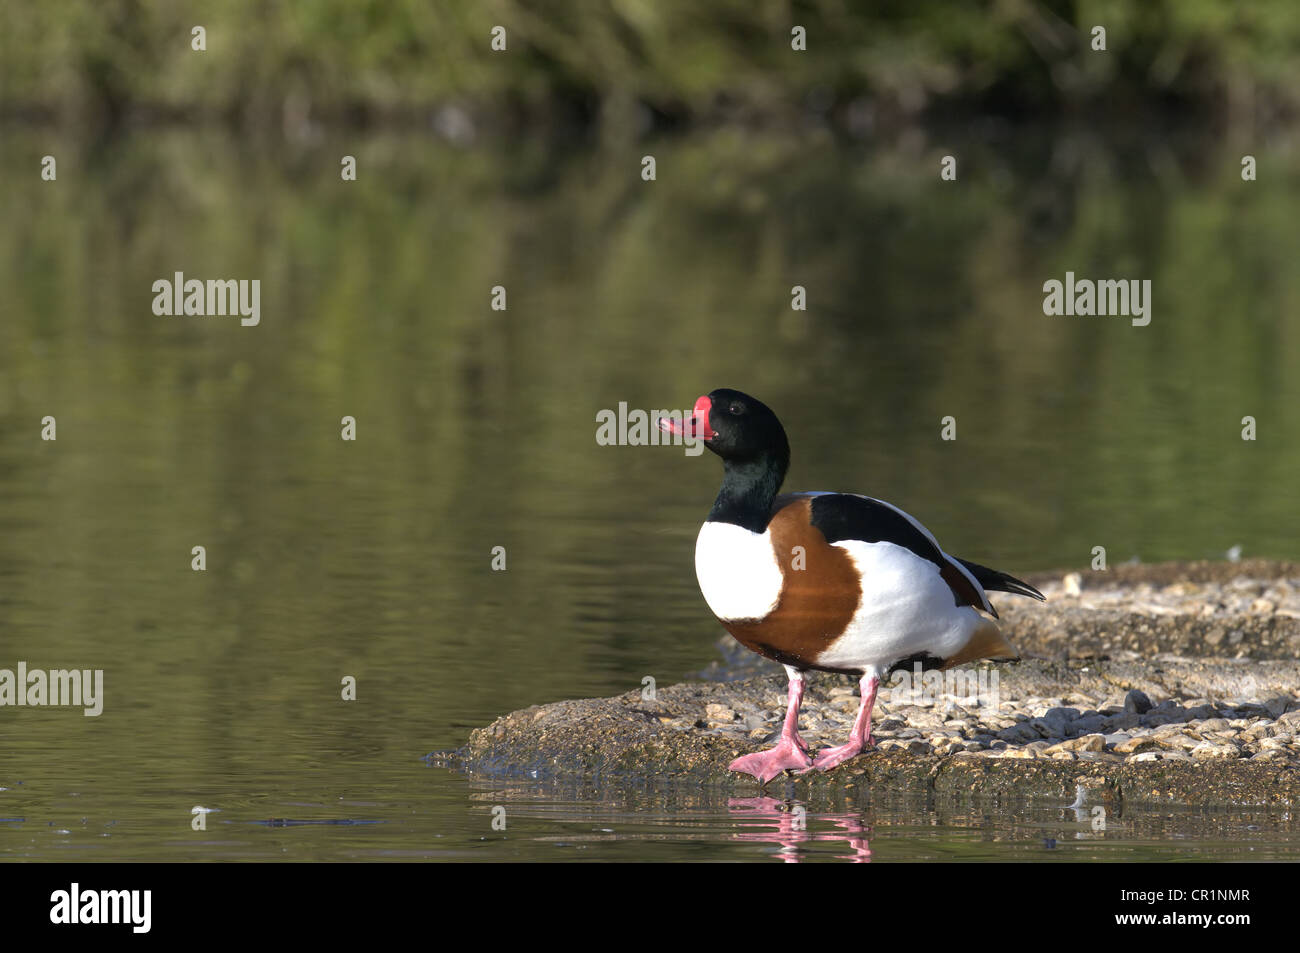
[694,521,782,622]
[814,540,984,671]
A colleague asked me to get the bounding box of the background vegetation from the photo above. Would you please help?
[4,1,1300,132]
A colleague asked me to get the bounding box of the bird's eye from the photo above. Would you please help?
[728,402,744,415]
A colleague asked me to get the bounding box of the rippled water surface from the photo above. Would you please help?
[2,124,1298,860]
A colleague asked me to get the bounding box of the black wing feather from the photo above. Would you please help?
[953,558,1045,601]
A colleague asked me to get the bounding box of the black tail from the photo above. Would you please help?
[955,558,1045,602]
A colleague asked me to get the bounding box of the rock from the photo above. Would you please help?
[1252,749,1290,762]
[1191,741,1240,761]
[1037,708,1078,737]
[1114,735,1163,754]
[1104,712,1142,731]
[1129,752,1161,762]
[1063,572,1083,596]
[1001,747,1039,759]
[1264,697,1291,719]
[1046,734,1105,754]
[705,704,736,723]
[1070,714,1107,736]
[1124,690,1153,715]
[998,723,1040,744]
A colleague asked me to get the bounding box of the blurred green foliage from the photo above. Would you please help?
[3,1,1300,129]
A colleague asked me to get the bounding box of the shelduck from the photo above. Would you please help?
[658,389,1044,783]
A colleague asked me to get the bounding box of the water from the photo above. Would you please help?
[1,122,1297,860]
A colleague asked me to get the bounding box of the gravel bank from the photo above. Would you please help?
[438,561,1300,807]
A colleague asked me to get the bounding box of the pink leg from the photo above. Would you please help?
[729,673,813,784]
[803,673,880,773]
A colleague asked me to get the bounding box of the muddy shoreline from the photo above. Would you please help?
[437,562,1300,808]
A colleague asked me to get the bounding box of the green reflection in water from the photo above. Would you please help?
[0,125,1296,859]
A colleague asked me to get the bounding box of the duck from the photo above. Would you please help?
[658,388,1044,783]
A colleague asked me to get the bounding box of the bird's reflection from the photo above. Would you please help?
[728,796,872,862]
